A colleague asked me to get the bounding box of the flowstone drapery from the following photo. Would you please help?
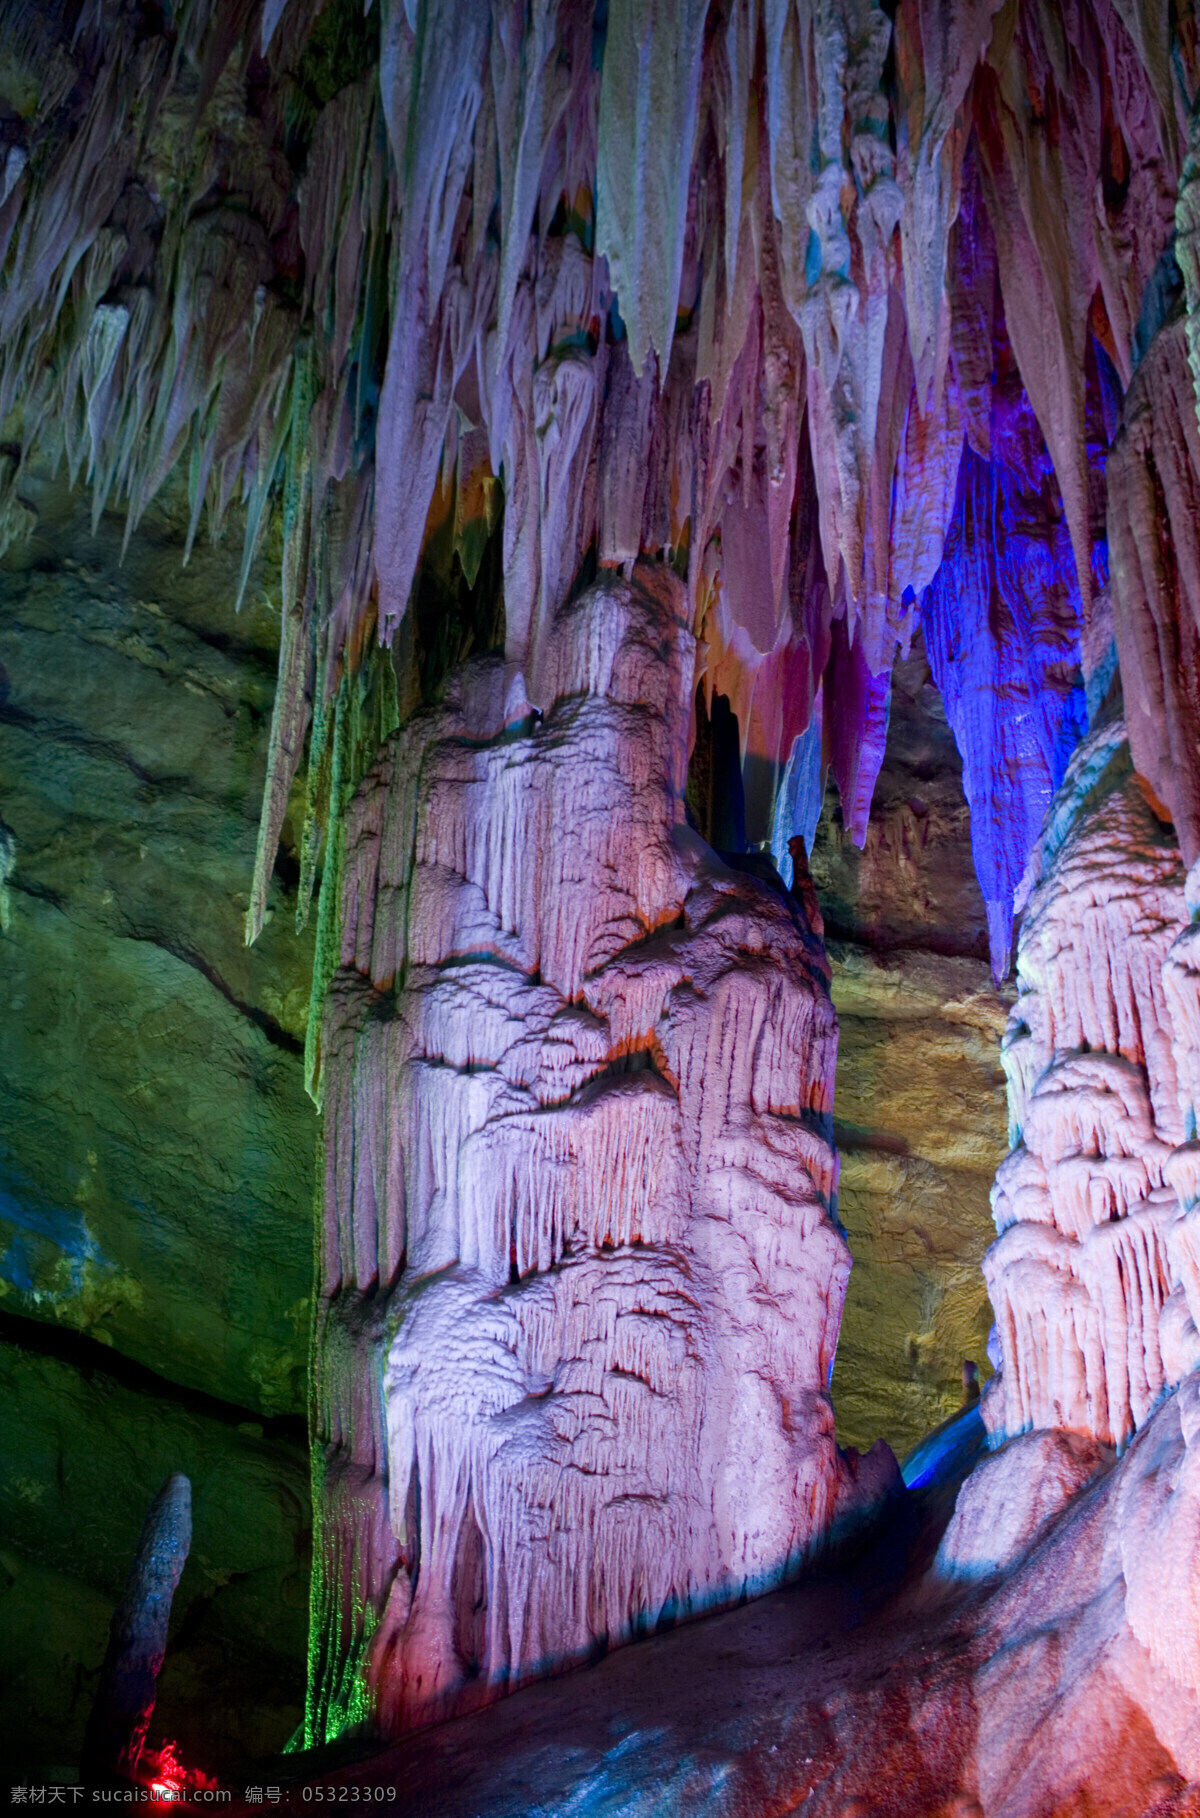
[309,568,892,1735]
[982,720,1200,1448]
[15,0,1200,1794]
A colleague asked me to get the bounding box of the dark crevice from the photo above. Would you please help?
[0,697,261,820]
[122,925,305,1056]
[534,1045,678,1112]
[832,1121,912,1158]
[686,687,746,852]
[9,874,67,910]
[439,949,544,982]
[0,1301,308,1444]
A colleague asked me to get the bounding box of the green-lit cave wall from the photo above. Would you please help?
[0,473,315,1768]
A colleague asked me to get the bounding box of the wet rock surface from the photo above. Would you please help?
[0,476,316,1769]
[818,641,1012,1454]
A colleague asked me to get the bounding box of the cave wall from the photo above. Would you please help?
[0,472,315,1410]
[818,638,1011,1453]
[0,475,316,1771]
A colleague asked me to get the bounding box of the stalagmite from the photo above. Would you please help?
[81,1474,193,1785]
[983,723,1191,1445]
[310,568,893,1733]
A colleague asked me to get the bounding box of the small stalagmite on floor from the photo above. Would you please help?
[80,1472,191,1786]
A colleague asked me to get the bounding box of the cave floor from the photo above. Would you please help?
[218,1405,1197,1818]
[226,1468,997,1818]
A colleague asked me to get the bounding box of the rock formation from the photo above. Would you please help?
[81,1472,192,1785]
[310,566,894,1733]
[2,0,1187,979]
[10,0,1200,1801]
[981,711,1200,1456]
[315,1373,1200,1817]
[1108,314,1200,873]
[983,721,1192,1445]
[814,637,1012,1455]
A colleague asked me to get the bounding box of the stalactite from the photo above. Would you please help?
[1108,311,1200,870]
[894,0,1003,412]
[10,0,1200,1754]
[3,0,1185,933]
[595,0,708,379]
[922,439,1090,979]
[972,2,1103,630]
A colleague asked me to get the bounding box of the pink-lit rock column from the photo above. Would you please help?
[982,722,1200,1447]
[307,567,881,1738]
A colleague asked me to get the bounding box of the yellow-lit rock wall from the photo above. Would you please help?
[815,642,1013,1455]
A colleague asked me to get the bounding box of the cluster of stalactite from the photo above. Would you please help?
[4,0,1198,984]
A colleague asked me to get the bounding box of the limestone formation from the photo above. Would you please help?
[813,638,1012,1455]
[979,717,1200,1455]
[1,0,1188,965]
[935,1428,1110,1579]
[267,1373,1200,1814]
[982,724,1188,1444]
[81,1473,192,1785]
[11,0,1200,1798]
[1108,313,1200,873]
[310,567,894,1733]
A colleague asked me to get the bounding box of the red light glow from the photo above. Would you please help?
[140,1740,219,1803]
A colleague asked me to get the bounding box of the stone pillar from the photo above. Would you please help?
[308,567,871,1736]
[983,723,1191,1446]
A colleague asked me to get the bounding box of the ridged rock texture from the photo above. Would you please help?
[309,568,895,1735]
[308,1373,1200,1817]
[983,718,1200,1449]
[1,0,1193,987]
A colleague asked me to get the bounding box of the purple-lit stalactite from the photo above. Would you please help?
[918,290,1122,978]
[922,444,1090,979]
